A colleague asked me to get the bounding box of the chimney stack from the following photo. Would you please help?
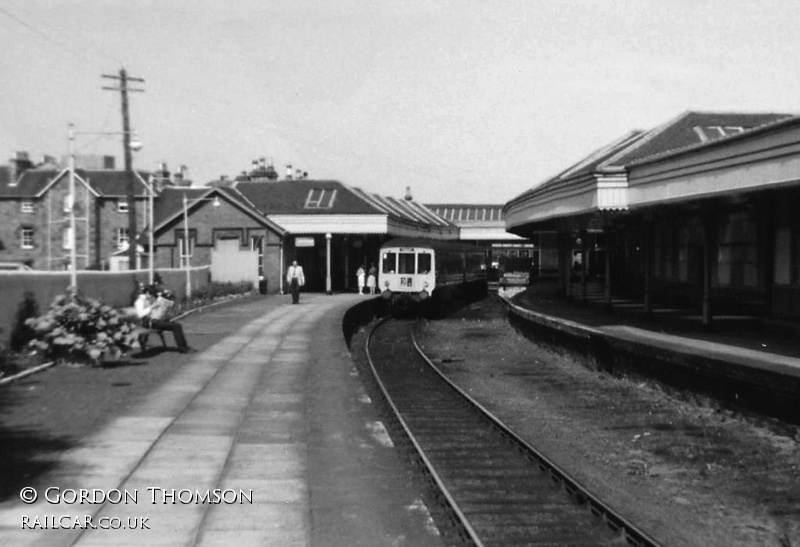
[9,151,33,185]
[404,186,413,201]
[265,162,278,180]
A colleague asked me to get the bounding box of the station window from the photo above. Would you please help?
[250,236,264,276]
[418,252,432,274]
[179,231,195,267]
[398,253,415,274]
[382,252,396,274]
[21,201,34,213]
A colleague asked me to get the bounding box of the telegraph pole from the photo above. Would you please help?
[102,68,144,269]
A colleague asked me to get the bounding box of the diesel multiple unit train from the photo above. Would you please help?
[378,238,488,316]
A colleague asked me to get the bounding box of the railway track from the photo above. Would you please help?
[365,317,662,547]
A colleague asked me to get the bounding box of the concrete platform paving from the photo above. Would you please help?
[502,286,800,379]
[0,294,441,546]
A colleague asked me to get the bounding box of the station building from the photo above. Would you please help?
[232,178,456,293]
[504,110,800,325]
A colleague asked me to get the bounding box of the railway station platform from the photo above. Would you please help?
[501,282,800,423]
[0,294,440,546]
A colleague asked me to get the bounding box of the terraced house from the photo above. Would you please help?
[0,152,153,271]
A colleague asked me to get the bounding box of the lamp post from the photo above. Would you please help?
[67,124,142,294]
[182,194,220,299]
[67,125,78,295]
[325,232,332,295]
[134,172,155,284]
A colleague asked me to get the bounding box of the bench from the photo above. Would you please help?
[135,325,168,350]
[120,306,169,350]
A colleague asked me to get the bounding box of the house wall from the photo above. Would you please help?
[0,180,148,270]
[0,197,44,267]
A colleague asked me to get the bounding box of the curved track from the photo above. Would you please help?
[366,317,662,547]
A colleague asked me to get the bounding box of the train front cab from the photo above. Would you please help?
[379,246,435,314]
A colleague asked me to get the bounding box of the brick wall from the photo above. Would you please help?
[154,200,284,293]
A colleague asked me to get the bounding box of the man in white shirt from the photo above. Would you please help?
[286,260,305,304]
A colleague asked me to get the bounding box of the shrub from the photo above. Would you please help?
[184,281,254,306]
[10,291,39,352]
[25,293,138,365]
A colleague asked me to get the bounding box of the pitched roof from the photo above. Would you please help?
[234,178,452,228]
[234,179,379,215]
[150,186,285,236]
[0,168,153,198]
[619,110,793,165]
[626,113,800,167]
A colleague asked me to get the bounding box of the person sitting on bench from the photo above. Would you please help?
[134,284,196,354]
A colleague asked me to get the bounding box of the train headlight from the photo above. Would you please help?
[419,289,429,300]
[384,280,390,288]
[423,281,429,289]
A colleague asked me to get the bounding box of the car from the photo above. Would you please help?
[0,262,33,271]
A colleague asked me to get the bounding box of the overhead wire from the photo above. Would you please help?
[1,1,130,157]
[0,1,122,66]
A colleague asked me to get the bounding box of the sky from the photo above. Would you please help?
[1,0,799,204]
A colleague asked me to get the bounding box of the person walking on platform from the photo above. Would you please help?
[286,260,305,304]
[367,263,377,295]
[356,265,365,295]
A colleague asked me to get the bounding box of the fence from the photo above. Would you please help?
[0,267,210,347]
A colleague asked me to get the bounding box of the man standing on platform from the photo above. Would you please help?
[286,260,305,304]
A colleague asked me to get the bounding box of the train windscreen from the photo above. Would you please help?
[398,253,415,274]
[418,252,432,274]
[382,252,397,274]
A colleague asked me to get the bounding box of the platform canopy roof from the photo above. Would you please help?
[503,110,794,236]
[626,115,800,209]
[426,203,526,241]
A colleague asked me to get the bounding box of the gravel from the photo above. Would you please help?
[415,296,800,547]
